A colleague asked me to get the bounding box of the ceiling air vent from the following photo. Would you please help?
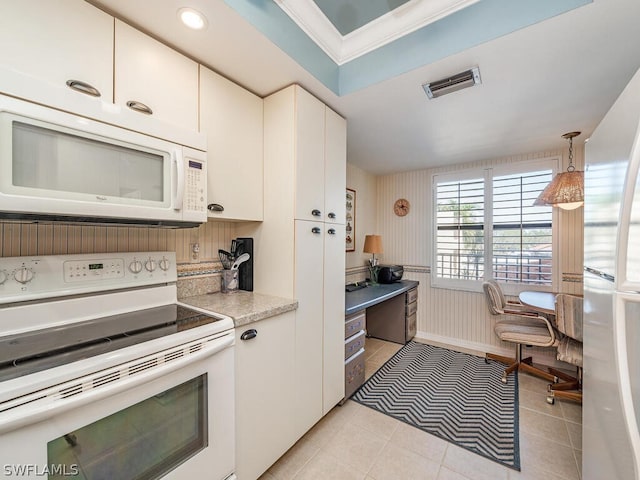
[422,67,481,99]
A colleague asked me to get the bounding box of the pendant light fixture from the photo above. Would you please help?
[535,131,584,210]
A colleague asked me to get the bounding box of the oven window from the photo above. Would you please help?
[47,375,207,480]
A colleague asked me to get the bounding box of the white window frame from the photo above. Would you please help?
[431,157,560,294]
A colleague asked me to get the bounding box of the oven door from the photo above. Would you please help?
[0,331,235,480]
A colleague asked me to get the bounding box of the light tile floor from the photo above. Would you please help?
[260,338,582,480]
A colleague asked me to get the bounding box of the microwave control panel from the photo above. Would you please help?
[184,158,206,216]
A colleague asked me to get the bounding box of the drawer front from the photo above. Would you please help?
[345,311,366,339]
[406,312,417,342]
[406,287,418,304]
[345,330,366,359]
[344,348,365,399]
[406,300,418,317]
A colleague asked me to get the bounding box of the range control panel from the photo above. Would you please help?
[64,258,126,282]
[0,252,177,304]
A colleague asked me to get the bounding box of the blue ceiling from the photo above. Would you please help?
[224,0,591,96]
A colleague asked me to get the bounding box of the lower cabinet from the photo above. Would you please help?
[235,311,296,480]
[293,220,345,438]
[344,311,366,400]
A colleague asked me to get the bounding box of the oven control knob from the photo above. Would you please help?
[129,260,143,274]
[159,257,171,271]
[145,258,157,272]
[14,267,35,284]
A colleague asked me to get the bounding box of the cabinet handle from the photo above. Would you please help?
[66,79,101,98]
[311,227,321,234]
[312,209,322,217]
[126,100,153,115]
[328,212,336,219]
[208,203,224,212]
[327,228,336,235]
[240,329,257,341]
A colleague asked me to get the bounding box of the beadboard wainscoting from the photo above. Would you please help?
[347,147,585,366]
[401,267,564,365]
[0,219,236,266]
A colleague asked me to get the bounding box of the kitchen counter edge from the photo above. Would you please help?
[179,291,298,328]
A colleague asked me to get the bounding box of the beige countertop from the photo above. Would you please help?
[179,291,298,328]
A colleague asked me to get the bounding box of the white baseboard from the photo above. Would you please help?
[414,331,571,371]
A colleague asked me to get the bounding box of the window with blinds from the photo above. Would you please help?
[435,177,485,281]
[433,160,555,289]
[492,170,552,285]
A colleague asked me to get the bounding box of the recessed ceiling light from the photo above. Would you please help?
[178,7,208,30]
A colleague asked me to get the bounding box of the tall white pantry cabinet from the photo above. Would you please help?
[238,84,346,439]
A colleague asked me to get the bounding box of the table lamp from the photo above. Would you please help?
[363,235,383,283]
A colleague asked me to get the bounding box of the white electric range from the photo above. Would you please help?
[0,251,235,480]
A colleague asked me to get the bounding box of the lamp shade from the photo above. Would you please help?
[534,170,584,210]
[363,235,383,254]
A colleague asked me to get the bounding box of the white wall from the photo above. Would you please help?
[345,163,377,282]
[372,146,584,363]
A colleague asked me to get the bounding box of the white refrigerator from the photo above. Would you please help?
[584,66,640,480]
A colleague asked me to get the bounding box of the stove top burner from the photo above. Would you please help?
[0,305,223,382]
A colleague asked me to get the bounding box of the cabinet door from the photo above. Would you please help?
[200,67,264,221]
[325,107,347,225]
[114,20,198,130]
[323,223,346,413]
[295,87,325,222]
[0,0,113,104]
[235,312,296,480]
[294,220,324,438]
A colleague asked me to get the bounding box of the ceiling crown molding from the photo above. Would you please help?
[275,0,480,65]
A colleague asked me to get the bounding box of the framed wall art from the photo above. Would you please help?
[346,188,356,252]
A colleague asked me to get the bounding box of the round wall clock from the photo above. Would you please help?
[393,198,410,217]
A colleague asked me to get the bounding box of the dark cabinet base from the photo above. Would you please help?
[366,293,406,344]
[366,287,418,344]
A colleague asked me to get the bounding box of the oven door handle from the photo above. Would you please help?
[0,332,233,435]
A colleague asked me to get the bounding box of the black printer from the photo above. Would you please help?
[377,265,404,284]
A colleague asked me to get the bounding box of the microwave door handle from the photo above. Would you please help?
[173,150,185,210]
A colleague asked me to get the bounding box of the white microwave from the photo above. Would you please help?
[0,94,207,227]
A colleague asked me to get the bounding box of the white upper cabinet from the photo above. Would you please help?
[0,0,113,104]
[200,67,264,221]
[0,1,204,148]
[325,108,347,224]
[295,87,327,222]
[294,87,346,224]
[114,20,198,131]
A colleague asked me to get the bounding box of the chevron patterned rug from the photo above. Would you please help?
[352,341,520,471]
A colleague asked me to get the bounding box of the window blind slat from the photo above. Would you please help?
[435,167,552,285]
